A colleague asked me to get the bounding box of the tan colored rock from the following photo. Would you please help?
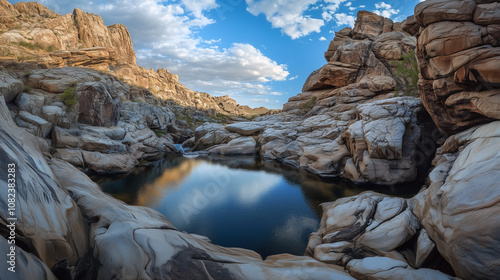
[0,0,18,16]
[13,1,58,17]
[351,11,394,40]
[413,0,500,135]
[414,0,476,27]
[474,2,500,25]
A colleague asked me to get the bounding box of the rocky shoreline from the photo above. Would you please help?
[1,0,500,279]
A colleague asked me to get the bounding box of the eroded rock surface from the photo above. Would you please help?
[409,0,500,135]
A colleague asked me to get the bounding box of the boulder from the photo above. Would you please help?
[81,151,137,174]
[306,192,420,265]
[194,122,239,150]
[17,110,52,138]
[76,81,120,127]
[414,0,476,27]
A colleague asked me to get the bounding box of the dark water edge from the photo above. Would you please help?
[92,155,420,258]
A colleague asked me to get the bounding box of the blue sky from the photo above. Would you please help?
[10,0,422,108]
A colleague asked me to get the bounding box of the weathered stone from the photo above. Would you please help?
[414,0,476,27]
[18,110,52,137]
[0,97,88,278]
[207,136,257,156]
[307,192,420,265]
[0,69,24,103]
[225,122,267,136]
[82,151,137,174]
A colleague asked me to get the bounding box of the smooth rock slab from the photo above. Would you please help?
[225,122,267,136]
[347,257,459,280]
[207,136,257,156]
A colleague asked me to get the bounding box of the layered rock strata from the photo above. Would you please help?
[404,0,500,135]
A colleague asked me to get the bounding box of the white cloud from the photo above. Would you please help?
[250,98,270,103]
[319,36,327,41]
[246,0,324,39]
[334,13,355,27]
[289,75,299,80]
[373,2,400,19]
[181,0,218,17]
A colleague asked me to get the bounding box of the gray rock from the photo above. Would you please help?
[0,69,24,103]
[412,121,500,279]
[346,257,458,280]
[18,110,52,137]
[207,136,257,155]
[0,97,88,277]
[225,122,268,136]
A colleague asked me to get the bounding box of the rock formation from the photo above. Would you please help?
[403,0,500,135]
[0,0,268,116]
[193,11,439,186]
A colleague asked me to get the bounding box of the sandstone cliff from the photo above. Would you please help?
[0,0,268,116]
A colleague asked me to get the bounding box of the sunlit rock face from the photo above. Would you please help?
[406,0,500,135]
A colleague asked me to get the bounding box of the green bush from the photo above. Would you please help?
[60,86,78,110]
[24,85,33,94]
[154,129,167,137]
[12,41,58,52]
[299,96,317,110]
[391,49,419,97]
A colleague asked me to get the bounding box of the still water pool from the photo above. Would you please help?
[95,155,368,257]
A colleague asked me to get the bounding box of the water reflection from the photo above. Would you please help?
[95,156,367,257]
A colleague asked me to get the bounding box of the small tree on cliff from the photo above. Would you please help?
[391,49,419,97]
